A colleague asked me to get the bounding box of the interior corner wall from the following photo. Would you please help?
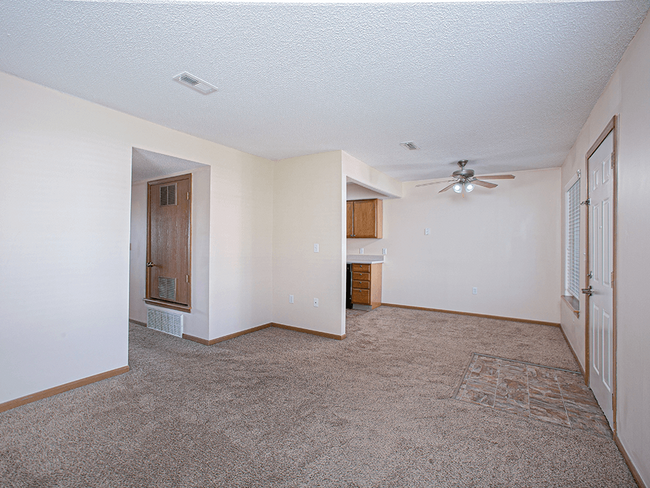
[0,71,273,404]
[129,180,148,323]
[342,151,403,198]
[129,165,211,341]
[351,168,562,323]
[272,151,344,336]
[207,151,273,340]
[560,12,650,484]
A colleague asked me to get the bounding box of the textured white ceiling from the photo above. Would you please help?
[1,1,648,181]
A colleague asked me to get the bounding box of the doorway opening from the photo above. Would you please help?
[130,148,211,342]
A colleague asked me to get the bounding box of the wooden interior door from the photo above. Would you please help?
[147,174,191,307]
[587,130,614,427]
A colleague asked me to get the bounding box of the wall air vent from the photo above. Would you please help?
[172,71,217,95]
[158,277,177,302]
[147,307,183,338]
[400,141,420,150]
[160,183,177,206]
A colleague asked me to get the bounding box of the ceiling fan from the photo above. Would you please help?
[417,160,515,193]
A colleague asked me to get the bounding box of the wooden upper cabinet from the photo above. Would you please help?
[347,198,383,238]
[346,201,354,238]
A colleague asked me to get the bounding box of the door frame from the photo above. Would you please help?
[145,173,192,312]
[584,115,618,433]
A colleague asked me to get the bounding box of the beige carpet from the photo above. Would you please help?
[0,307,636,487]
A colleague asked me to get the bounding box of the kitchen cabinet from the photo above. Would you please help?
[351,263,382,309]
[347,199,383,238]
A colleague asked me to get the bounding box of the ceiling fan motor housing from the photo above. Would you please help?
[452,160,474,180]
[452,168,475,179]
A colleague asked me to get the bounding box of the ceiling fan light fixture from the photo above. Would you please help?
[453,182,463,193]
[465,182,474,192]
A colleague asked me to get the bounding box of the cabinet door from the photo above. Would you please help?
[346,201,354,238]
[353,200,378,238]
[352,288,370,305]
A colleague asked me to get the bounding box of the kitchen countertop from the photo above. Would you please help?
[346,255,385,264]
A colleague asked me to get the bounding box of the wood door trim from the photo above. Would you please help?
[0,366,130,414]
[144,298,191,313]
[584,115,618,433]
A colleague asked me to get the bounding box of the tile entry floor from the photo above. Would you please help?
[455,353,611,437]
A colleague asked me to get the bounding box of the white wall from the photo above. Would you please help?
[129,165,211,340]
[0,73,131,403]
[273,151,345,336]
[350,168,562,323]
[560,13,650,484]
[207,151,274,340]
[0,72,274,404]
[346,182,388,200]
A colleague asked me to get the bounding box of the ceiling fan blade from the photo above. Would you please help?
[439,182,457,193]
[472,179,498,189]
[474,174,515,180]
[415,179,455,187]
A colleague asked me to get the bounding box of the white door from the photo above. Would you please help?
[587,130,614,427]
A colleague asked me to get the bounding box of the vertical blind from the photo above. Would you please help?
[566,179,581,298]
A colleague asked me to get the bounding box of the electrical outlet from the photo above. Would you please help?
[359,248,364,254]
[425,228,430,235]
[314,243,319,253]
[289,295,294,304]
[472,287,478,295]
[313,298,319,307]
[382,248,387,255]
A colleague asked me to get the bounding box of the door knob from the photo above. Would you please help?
[581,286,593,296]
[146,262,155,268]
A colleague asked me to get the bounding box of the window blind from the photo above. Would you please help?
[566,179,580,298]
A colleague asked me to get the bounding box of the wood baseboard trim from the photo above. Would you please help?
[559,324,585,377]
[129,319,147,327]
[144,299,191,313]
[381,303,561,328]
[614,434,647,488]
[184,322,346,345]
[271,323,346,340]
[183,323,272,346]
[0,365,130,414]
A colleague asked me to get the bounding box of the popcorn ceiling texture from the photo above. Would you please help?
[1,1,648,180]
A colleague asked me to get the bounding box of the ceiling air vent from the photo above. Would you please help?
[172,71,217,95]
[400,141,419,150]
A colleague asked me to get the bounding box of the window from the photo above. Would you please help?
[565,176,581,299]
